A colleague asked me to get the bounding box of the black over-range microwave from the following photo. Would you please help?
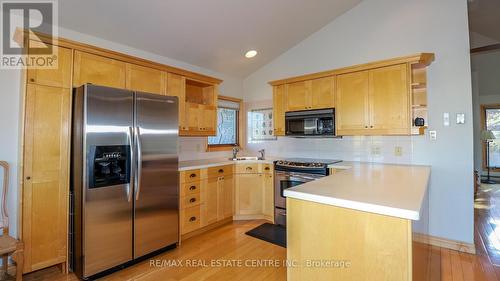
[285,108,335,137]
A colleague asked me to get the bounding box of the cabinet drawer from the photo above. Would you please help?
[181,194,201,209]
[235,163,259,174]
[183,169,201,183]
[181,205,201,234]
[261,164,273,174]
[207,165,233,178]
[181,182,201,197]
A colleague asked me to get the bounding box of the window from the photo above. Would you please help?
[207,96,242,151]
[482,104,500,171]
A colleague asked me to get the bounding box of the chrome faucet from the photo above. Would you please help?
[258,149,265,160]
[232,146,240,159]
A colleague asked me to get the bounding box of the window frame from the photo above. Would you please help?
[206,95,244,152]
[481,103,500,172]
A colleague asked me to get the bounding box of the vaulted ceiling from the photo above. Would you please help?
[58,0,361,77]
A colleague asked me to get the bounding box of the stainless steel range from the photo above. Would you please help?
[274,158,342,226]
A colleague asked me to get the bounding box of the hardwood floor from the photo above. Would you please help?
[16,187,500,280]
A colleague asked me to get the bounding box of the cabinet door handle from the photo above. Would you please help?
[26,176,31,180]
[218,169,224,173]
[189,185,196,191]
[29,78,35,83]
[265,167,270,171]
[370,126,374,128]
[246,167,252,171]
[189,198,196,203]
[189,216,197,222]
[365,126,368,128]
[189,173,197,178]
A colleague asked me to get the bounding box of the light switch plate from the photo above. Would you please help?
[456,113,465,124]
[429,130,437,140]
[443,113,450,126]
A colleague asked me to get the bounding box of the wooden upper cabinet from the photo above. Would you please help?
[285,81,309,111]
[23,84,70,273]
[273,85,285,136]
[310,76,335,110]
[369,64,409,134]
[201,105,217,134]
[167,73,187,130]
[336,71,370,134]
[27,44,72,88]
[73,51,126,88]
[336,64,410,135]
[125,63,165,95]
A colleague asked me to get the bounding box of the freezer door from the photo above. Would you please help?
[83,85,134,277]
[134,92,179,258]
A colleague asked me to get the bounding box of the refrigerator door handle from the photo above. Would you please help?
[135,126,143,201]
[127,126,134,202]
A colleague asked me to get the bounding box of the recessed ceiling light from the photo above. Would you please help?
[245,50,258,58]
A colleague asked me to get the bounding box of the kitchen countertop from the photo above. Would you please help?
[284,162,430,220]
[178,157,276,171]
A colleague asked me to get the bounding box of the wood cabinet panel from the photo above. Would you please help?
[73,51,126,88]
[310,76,335,109]
[273,85,286,136]
[262,174,274,220]
[125,63,165,95]
[286,81,310,111]
[369,64,409,134]
[204,177,218,226]
[167,73,187,131]
[235,163,259,174]
[27,44,72,88]
[336,71,370,134]
[220,175,234,220]
[235,174,263,216]
[201,105,217,134]
[181,205,201,235]
[23,84,70,273]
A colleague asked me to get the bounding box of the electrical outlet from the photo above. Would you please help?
[371,145,381,156]
[394,146,403,157]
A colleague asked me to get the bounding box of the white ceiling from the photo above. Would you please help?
[58,0,361,78]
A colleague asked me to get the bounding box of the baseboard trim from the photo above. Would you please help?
[233,214,273,222]
[413,233,476,254]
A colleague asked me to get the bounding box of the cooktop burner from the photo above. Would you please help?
[275,158,342,169]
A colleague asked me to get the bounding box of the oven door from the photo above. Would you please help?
[274,171,324,209]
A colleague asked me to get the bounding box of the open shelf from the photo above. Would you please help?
[410,63,428,135]
[185,78,216,106]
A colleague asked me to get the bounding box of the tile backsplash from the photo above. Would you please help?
[179,99,420,164]
[245,135,414,164]
[243,99,417,164]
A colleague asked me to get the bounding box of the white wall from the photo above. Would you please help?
[0,27,243,238]
[243,0,474,244]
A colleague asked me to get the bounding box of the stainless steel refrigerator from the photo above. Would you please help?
[71,84,179,279]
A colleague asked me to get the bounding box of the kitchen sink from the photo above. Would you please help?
[228,156,261,161]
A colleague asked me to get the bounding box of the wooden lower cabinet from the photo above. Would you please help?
[180,164,273,236]
[219,175,235,220]
[203,177,219,226]
[22,84,70,273]
[235,174,263,216]
[262,174,274,220]
[180,167,235,236]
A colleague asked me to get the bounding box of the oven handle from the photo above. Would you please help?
[275,171,325,181]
